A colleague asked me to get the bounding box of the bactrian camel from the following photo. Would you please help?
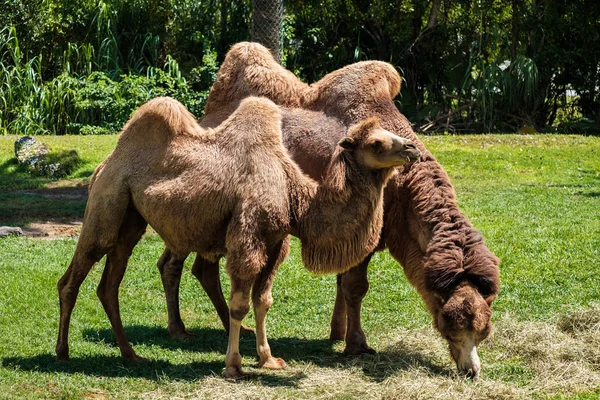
[157,42,500,379]
[55,96,420,378]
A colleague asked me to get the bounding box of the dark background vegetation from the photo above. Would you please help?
[1,0,599,135]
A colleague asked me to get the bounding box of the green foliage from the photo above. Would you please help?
[0,27,208,135]
[1,0,598,134]
[283,0,600,133]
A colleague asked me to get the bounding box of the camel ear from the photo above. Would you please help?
[484,294,497,306]
[338,137,355,150]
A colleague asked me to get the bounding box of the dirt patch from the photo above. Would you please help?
[21,218,82,238]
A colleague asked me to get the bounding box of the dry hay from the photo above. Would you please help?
[139,306,600,399]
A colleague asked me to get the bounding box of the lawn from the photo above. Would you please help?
[0,134,599,399]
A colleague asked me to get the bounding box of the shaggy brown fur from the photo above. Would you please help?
[55,96,419,379]
[157,42,499,379]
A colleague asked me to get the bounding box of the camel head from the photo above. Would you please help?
[434,283,496,380]
[338,117,420,170]
[426,234,500,380]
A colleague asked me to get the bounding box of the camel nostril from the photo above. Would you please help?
[404,143,417,150]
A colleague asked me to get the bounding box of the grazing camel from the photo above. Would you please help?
[157,42,499,379]
[55,96,420,379]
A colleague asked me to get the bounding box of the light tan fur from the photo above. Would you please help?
[56,96,419,379]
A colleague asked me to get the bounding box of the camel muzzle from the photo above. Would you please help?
[395,140,420,162]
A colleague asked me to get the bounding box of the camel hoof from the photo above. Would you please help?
[124,353,149,362]
[329,331,345,341]
[223,365,249,379]
[343,344,376,356]
[170,330,195,341]
[259,357,286,370]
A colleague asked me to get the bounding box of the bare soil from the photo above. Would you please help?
[21,218,82,238]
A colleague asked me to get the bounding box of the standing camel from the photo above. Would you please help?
[55,96,420,378]
[157,42,500,379]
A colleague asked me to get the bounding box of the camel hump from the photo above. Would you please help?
[204,43,305,118]
[120,97,202,143]
[218,96,283,148]
[302,61,401,108]
[228,42,273,64]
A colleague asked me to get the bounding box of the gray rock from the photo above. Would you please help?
[0,226,24,238]
[14,136,78,178]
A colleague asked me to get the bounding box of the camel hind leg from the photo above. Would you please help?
[341,254,375,355]
[56,245,105,361]
[56,177,133,361]
[157,249,190,340]
[329,253,376,355]
[96,207,148,360]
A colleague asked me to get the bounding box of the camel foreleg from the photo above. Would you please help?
[224,276,253,379]
[253,239,289,370]
[330,254,376,355]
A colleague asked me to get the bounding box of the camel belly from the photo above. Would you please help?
[130,181,233,257]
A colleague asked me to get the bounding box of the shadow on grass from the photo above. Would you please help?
[2,325,450,384]
[581,192,600,198]
[0,157,91,225]
[77,325,450,382]
[0,189,87,226]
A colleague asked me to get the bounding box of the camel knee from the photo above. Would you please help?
[344,279,369,302]
[96,282,109,305]
[57,271,70,294]
[230,292,251,321]
[254,292,273,311]
[230,303,250,321]
[157,249,171,274]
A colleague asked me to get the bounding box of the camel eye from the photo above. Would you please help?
[371,140,382,149]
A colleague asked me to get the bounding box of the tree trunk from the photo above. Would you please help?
[511,0,521,61]
[252,0,282,63]
[426,0,442,30]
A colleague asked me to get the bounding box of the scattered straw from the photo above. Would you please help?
[140,307,600,399]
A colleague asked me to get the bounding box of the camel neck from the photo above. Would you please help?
[290,153,391,275]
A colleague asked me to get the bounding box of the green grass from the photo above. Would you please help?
[0,134,599,399]
[0,135,117,225]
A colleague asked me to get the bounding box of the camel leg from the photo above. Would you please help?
[191,255,229,331]
[56,247,104,361]
[223,276,253,379]
[157,249,191,340]
[342,254,376,355]
[96,207,148,360]
[191,255,256,334]
[253,239,288,370]
[56,182,132,361]
[329,274,348,340]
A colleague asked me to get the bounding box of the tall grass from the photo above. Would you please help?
[0,22,207,136]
